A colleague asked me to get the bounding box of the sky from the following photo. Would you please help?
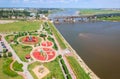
[0,0,120,8]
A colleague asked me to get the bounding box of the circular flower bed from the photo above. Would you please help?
[41,41,53,47]
[21,36,40,45]
[32,47,56,62]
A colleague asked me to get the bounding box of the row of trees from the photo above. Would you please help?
[59,56,72,79]
[0,10,30,19]
[0,49,12,58]
[0,9,49,19]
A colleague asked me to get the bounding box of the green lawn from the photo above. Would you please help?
[28,58,64,79]
[28,62,41,79]
[43,58,64,79]
[66,56,90,79]
[11,44,32,62]
[98,16,120,21]
[79,9,120,15]
[13,61,23,72]
[0,58,23,79]
[48,22,67,49]
[0,21,41,32]
[5,34,15,43]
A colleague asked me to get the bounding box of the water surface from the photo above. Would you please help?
[55,22,120,79]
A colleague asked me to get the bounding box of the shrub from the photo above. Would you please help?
[66,74,72,79]
[13,61,23,72]
[60,59,69,74]
[53,43,58,50]
[8,52,12,57]
[60,59,65,64]
[0,54,2,58]
[35,30,37,32]
[40,34,46,37]
[58,55,62,59]
[3,49,7,53]
[47,36,54,42]
[3,53,7,58]
[62,65,69,74]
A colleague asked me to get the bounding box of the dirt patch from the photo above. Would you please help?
[0,20,17,24]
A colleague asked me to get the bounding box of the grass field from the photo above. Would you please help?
[5,34,15,43]
[28,58,64,79]
[11,44,32,62]
[66,56,90,79]
[48,22,67,49]
[98,16,120,21]
[79,9,120,15]
[0,58,23,79]
[43,58,64,79]
[28,62,41,79]
[0,21,41,32]
[13,61,23,72]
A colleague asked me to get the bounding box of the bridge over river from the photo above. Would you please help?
[49,13,120,23]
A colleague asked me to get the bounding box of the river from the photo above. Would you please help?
[55,21,120,79]
[50,9,120,79]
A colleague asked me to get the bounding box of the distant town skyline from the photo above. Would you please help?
[0,0,120,8]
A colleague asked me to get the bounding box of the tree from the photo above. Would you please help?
[3,53,7,58]
[14,41,19,44]
[3,49,7,53]
[0,54,2,58]
[8,52,12,57]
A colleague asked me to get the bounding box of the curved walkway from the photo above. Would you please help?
[10,59,27,79]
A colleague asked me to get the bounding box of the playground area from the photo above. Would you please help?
[32,65,50,79]
[21,36,40,45]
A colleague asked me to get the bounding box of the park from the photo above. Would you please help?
[0,20,91,79]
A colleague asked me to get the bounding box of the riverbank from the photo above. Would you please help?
[50,21,100,79]
[97,16,120,22]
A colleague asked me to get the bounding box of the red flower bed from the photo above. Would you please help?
[22,36,39,44]
[41,41,53,47]
[41,42,47,46]
[32,47,56,61]
[33,51,46,61]
[46,51,55,60]
[47,41,52,47]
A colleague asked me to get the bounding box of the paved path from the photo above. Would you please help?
[1,34,33,79]
[50,24,77,79]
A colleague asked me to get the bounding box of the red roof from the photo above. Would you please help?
[25,54,31,59]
